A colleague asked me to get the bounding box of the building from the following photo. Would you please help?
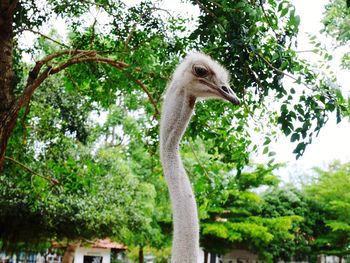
[73,239,127,263]
[0,239,127,263]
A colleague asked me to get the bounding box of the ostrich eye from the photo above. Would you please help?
[193,65,209,78]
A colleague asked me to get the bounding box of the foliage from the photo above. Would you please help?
[1,72,160,251]
[127,246,171,263]
[305,161,350,258]
[322,0,350,45]
[180,140,300,260]
[261,185,326,262]
[3,0,185,251]
[188,0,349,160]
[322,0,350,71]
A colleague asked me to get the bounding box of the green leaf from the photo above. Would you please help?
[290,133,300,142]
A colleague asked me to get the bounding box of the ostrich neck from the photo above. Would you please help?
[160,87,199,263]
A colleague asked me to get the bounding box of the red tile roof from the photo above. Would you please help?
[52,239,127,250]
[92,238,126,249]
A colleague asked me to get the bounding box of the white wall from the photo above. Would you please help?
[74,247,111,263]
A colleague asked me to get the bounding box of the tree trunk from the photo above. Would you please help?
[339,256,342,263]
[62,240,82,263]
[203,250,208,263]
[0,111,19,167]
[0,1,18,169]
[138,246,144,263]
[0,1,16,111]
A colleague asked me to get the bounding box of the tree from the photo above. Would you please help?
[261,185,326,262]
[180,140,300,262]
[305,161,350,262]
[1,1,183,255]
[0,71,160,258]
[322,0,350,70]
[1,0,348,170]
[0,136,157,251]
[0,0,185,167]
[188,0,349,162]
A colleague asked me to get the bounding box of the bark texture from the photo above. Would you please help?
[0,1,16,111]
[0,0,18,168]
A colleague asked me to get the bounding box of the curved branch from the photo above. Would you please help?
[4,156,61,186]
[28,49,79,83]
[18,51,160,118]
[18,66,53,110]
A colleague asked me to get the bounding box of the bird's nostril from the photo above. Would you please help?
[221,86,229,93]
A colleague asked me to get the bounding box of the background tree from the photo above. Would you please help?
[0,70,161,259]
[322,0,350,70]
[1,0,348,170]
[0,0,186,167]
[261,185,326,262]
[305,161,350,262]
[180,140,300,262]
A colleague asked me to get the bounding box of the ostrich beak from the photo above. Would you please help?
[198,78,241,105]
[218,85,241,105]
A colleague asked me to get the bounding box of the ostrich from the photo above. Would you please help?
[160,52,240,263]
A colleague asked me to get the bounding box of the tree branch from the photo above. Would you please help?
[134,79,160,118]
[258,1,278,38]
[246,64,263,90]
[295,50,315,53]
[255,52,314,91]
[28,49,81,83]
[188,140,210,179]
[88,8,99,48]
[4,156,61,186]
[17,66,53,110]
[18,50,160,119]
[122,24,137,60]
[194,0,219,22]
[66,70,82,92]
[19,28,70,48]
[19,101,31,147]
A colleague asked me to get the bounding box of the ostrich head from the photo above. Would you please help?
[169,52,241,105]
